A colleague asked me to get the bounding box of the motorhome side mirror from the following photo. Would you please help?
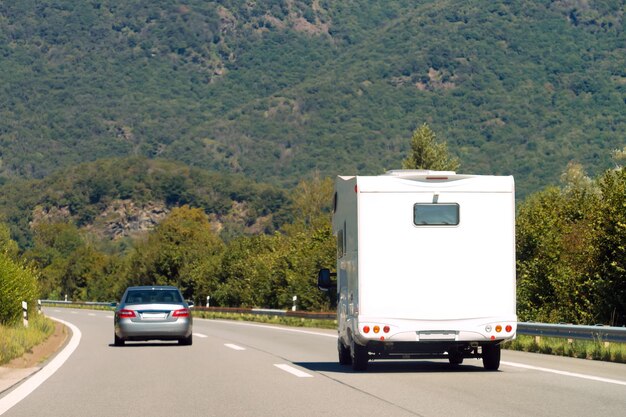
[318,269,335,291]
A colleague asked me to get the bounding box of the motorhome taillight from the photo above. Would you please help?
[505,325,513,332]
[495,325,502,333]
[363,326,370,333]
[373,326,380,333]
[383,326,390,333]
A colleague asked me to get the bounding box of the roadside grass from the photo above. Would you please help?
[0,315,55,366]
[503,334,626,364]
[192,310,338,330]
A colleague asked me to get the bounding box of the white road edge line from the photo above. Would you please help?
[193,333,208,338]
[274,364,313,378]
[501,361,626,386]
[0,317,81,416]
[224,343,246,351]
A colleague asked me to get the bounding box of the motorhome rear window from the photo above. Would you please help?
[413,203,459,226]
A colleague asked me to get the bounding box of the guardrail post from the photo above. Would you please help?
[22,301,28,327]
[38,299,42,314]
[292,295,297,312]
[206,296,210,307]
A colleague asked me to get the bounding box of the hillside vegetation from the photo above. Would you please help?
[0,1,624,326]
[0,157,289,248]
[1,1,624,197]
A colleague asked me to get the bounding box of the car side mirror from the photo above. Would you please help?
[318,269,336,291]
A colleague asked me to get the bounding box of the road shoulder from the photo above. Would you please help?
[0,320,67,394]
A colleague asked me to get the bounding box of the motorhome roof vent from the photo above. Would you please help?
[385,170,456,177]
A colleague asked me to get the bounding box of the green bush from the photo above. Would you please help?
[0,253,39,325]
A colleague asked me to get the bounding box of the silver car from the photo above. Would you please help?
[114,286,193,346]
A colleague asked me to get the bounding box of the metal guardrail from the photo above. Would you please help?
[41,300,112,307]
[517,322,626,343]
[40,300,625,342]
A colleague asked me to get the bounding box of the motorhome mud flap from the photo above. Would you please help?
[417,331,458,341]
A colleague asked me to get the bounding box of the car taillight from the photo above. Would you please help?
[117,309,136,319]
[173,308,190,318]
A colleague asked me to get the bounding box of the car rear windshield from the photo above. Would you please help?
[124,290,183,304]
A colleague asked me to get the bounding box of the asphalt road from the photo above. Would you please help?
[1,308,625,417]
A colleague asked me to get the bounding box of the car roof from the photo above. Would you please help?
[125,286,180,291]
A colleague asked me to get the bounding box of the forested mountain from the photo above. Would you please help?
[0,157,289,248]
[1,0,624,198]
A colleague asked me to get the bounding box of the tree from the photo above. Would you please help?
[24,222,85,299]
[591,166,626,325]
[123,206,224,301]
[284,173,334,230]
[401,123,460,171]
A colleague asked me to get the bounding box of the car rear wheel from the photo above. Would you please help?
[179,334,193,346]
[114,333,125,346]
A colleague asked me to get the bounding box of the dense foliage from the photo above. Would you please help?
[0,224,39,325]
[0,1,623,323]
[0,1,624,198]
[1,153,624,323]
[13,173,335,311]
[517,159,625,325]
[0,157,289,248]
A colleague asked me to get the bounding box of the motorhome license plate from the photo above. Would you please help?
[418,331,457,341]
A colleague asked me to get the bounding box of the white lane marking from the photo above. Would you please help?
[207,319,626,386]
[501,361,626,386]
[106,316,114,319]
[224,343,246,351]
[274,364,313,378]
[207,319,337,338]
[88,313,96,316]
[0,317,82,415]
[193,333,208,338]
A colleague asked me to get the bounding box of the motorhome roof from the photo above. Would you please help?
[384,170,457,177]
[337,172,514,193]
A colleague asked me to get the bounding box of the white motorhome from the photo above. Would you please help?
[318,170,517,371]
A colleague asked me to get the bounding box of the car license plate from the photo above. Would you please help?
[141,312,167,320]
